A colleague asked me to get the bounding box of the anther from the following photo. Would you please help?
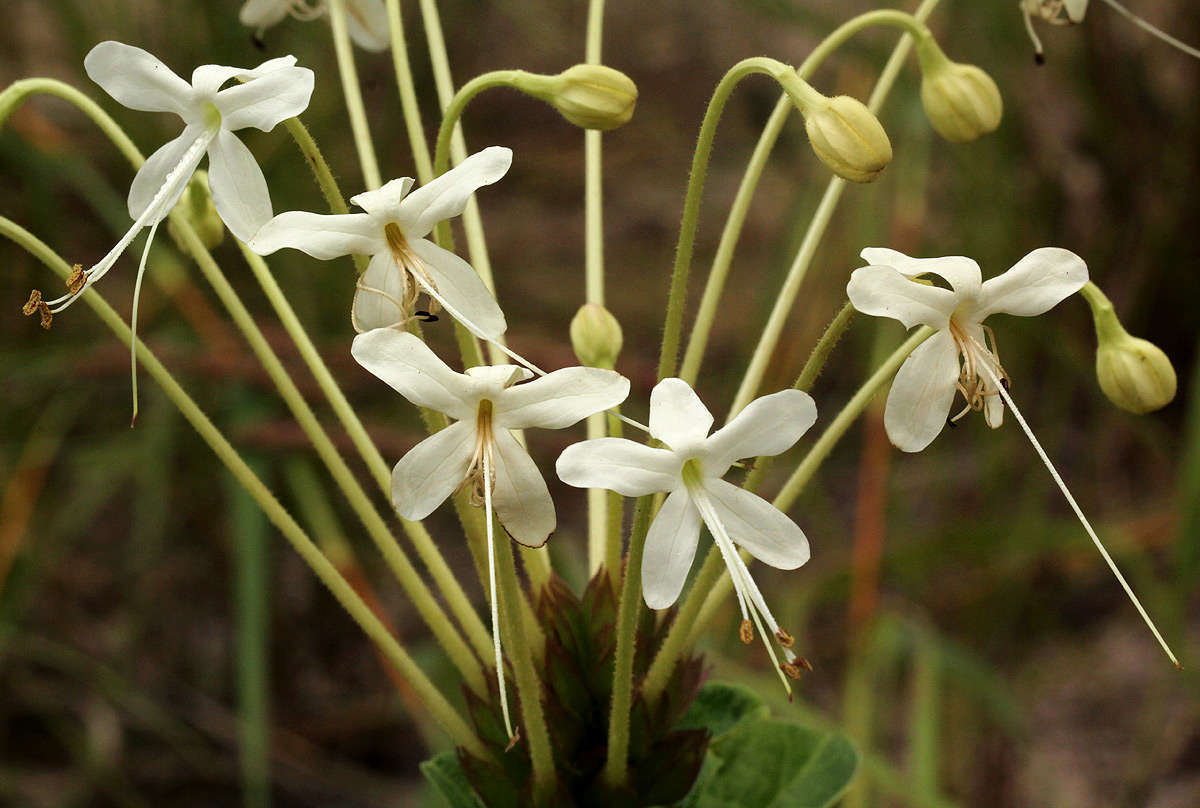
[22,289,42,316]
[37,302,53,330]
[504,726,522,753]
[414,310,439,323]
[775,629,795,649]
[251,33,266,50]
[739,619,754,645]
[66,264,86,294]
[1034,52,1046,66]
[780,661,803,680]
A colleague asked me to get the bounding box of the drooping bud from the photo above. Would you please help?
[168,171,224,249]
[515,65,638,131]
[570,302,623,369]
[1084,283,1176,414]
[915,38,1003,143]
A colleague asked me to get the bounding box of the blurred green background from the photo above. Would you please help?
[1,0,1198,805]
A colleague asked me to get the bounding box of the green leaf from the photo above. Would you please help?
[420,752,485,808]
[692,720,858,808]
[675,681,770,739]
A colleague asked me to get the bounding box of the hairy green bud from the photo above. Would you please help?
[516,65,638,131]
[916,39,1002,143]
[1085,285,1176,414]
[570,303,623,369]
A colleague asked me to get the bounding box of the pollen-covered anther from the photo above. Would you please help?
[739,619,754,645]
[37,302,53,330]
[780,661,803,680]
[775,629,795,649]
[22,289,42,316]
[66,263,86,294]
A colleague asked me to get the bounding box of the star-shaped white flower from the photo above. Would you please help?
[240,0,390,52]
[557,378,816,686]
[251,148,511,339]
[847,247,1088,453]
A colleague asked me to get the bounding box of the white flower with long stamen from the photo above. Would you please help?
[556,378,816,694]
[240,0,390,52]
[250,147,511,340]
[351,328,630,737]
[850,246,1180,668]
[1020,0,1200,63]
[847,246,1087,453]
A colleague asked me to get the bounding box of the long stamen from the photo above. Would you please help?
[1023,7,1048,63]
[128,221,159,426]
[1097,0,1200,60]
[482,440,516,739]
[978,360,1181,668]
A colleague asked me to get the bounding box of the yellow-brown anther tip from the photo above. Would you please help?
[739,619,754,645]
[66,264,86,294]
[798,656,814,671]
[780,662,802,680]
[504,727,522,753]
[775,629,795,649]
[23,289,42,316]
[38,302,53,330]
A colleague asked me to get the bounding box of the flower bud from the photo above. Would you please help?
[801,95,892,183]
[169,170,224,249]
[1086,286,1176,414]
[916,39,1002,143]
[570,303,623,369]
[516,65,637,131]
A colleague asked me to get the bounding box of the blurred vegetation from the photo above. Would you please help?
[1,0,1198,805]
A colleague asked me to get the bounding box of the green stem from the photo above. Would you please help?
[327,0,382,190]
[0,78,140,164]
[432,70,522,179]
[603,412,626,579]
[603,495,653,788]
[237,243,495,666]
[1,217,486,759]
[793,301,857,393]
[494,533,556,801]
[385,0,435,184]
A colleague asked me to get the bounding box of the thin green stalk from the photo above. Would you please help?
[432,71,521,179]
[237,243,494,665]
[0,78,140,164]
[2,217,486,759]
[603,496,654,788]
[327,0,382,190]
[725,1,940,418]
[494,531,556,801]
[385,0,435,184]
[909,629,942,800]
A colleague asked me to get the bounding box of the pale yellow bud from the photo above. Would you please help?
[916,39,1002,143]
[802,95,892,183]
[169,170,224,249]
[517,65,638,131]
[570,303,623,369]
[1086,286,1176,414]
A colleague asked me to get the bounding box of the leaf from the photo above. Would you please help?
[692,720,858,808]
[420,752,485,808]
[675,681,770,739]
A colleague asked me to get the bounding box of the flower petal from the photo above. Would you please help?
[395,147,513,239]
[344,0,391,52]
[861,248,982,297]
[390,420,476,520]
[205,129,273,242]
[350,328,475,419]
[490,428,555,547]
[214,62,315,132]
[239,0,290,30]
[847,265,957,331]
[704,389,816,477]
[190,56,300,98]
[84,41,193,118]
[883,329,961,452]
[351,177,416,218]
[249,211,382,258]
[641,488,702,609]
[408,238,507,339]
[703,478,810,569]
[973,247,1088,320]
[649,378,713,451]
[126,124,210,221]
[494,368,630,430]
[351,252,409,331]
[556,438,681,496]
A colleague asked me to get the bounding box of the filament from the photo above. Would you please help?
[1097,0,1200,60]
[482,445,516,739]
[128,221,159,426]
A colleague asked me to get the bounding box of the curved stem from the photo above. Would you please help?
[327,0,383,190]
[432,70,522,179]
[0,78,141,165]
[1,217,486,759]
[385,0,435,184]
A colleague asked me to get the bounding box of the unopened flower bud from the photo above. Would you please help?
[169,170,224,249]
[801,95,892,183]
[570,303,623,369]
[517,65,637,131]
[1085,284,1176,414]
[916,39,1002,143]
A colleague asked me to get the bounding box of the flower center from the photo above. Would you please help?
[353,222,442,329]
[465,399,496,506]
[947,316,1009,424]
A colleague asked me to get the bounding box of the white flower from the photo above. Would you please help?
[1020,0,1200,63]
[556,378,815,685]
[847,247,1088,452]
[250,148,511,339]
[32,42,313,317]
[240,0,390,52]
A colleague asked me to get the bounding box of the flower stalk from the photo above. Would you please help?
[328,0,383,189]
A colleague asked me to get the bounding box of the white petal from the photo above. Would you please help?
[190,56,300,98]
[249,211,382,258]
[641,488,702,609]
[214,63,314,131]
[464,365,532,389]
[556,438,681,496]
[84,41,193,118]
[206,129,273,242]
[240,0,290,29]
[861,247,983,297]
[703,478,810,570]
[352,252,409,331]
[351,177,416,218]
[1065,0,1089,22]
[490,428,555,547]
[408,238,507,339]
[350,329,475,419]
[390,420,476,520]
[973,247,1088,320]
[395,147,513,239]
[883,329,961,452]
[703,389,816,477]
[493,368,629,430]
[345,0,391,51]
[860,247,925,276]
[847,265,957,331]
[649,378,713,451]
[126,124,210,220]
